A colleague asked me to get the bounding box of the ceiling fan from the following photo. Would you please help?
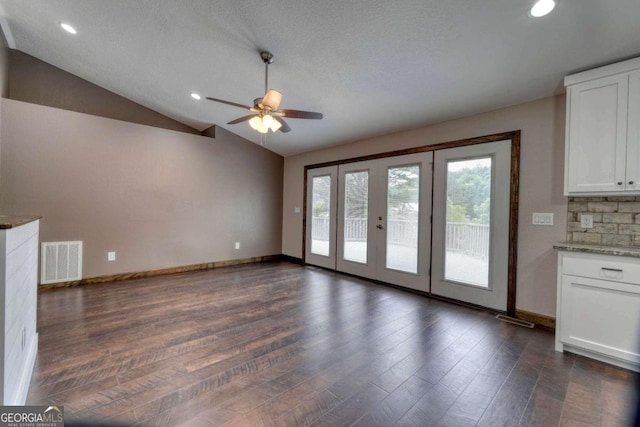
[206,51,323,134]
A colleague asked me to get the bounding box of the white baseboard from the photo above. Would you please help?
[559,342,640,373]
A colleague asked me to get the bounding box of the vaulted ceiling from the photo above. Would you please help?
[1,1,640,156]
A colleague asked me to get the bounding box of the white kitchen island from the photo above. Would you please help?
[0,215,40,404]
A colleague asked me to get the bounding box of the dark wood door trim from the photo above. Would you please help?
[507,132,521,317]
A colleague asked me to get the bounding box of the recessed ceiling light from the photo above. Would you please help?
[59,22,77,34]
[190,92,201,100]
[530,0,555,17]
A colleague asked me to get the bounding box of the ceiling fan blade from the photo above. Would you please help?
[280,109,323,120]
[227,114,257,125]
[274,116,291,133]
[206,97,252,110]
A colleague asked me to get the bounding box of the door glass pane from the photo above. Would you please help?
[386,165,420,273]
[444,157,491,287]
[311,175,331,256]
[343,171,368,263]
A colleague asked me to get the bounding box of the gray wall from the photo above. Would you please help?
[0,34,8,97]
[0,99,283,279]
[8,50,199,135]
[0,32,9,192]
[1,44,283,281]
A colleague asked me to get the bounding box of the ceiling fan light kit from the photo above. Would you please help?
[261,89,282,111]
[249,114,282,133]
[205,51,322,135]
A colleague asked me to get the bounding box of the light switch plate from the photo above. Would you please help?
[532,213,554,226]
[580,214,594,228]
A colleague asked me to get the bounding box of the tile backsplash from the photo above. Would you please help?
[567,196,640,246]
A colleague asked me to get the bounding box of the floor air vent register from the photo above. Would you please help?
[496,314,535,328]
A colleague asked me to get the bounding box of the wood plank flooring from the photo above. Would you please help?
[27,262,639,426]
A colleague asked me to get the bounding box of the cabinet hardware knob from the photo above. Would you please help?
[629,181,635,185]
[618,181,623,185]
[376,224,384,230]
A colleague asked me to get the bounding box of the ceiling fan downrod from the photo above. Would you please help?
[261,51,274,94]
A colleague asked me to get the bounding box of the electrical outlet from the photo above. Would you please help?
[107,251,116,261]
[580,214,594,229]
[235,242,240,250]
[532,213,554,226]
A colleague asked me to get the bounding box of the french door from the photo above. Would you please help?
[336,153,433,291]
[304,136,515,312]
[305,166,338,269]
[431,140,512,311]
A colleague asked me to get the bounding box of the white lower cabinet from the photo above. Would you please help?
[556,251,640,372]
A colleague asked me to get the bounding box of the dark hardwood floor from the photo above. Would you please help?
[27,262,639,426]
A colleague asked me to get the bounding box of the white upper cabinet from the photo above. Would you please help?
[564,58,640,195]
[626,70,640,192]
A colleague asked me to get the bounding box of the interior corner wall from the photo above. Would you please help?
[282,95,567,318]
[0,99,283,279]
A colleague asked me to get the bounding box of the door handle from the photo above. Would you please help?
[376,224,384,230]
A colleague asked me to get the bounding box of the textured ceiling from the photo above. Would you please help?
[1,0,640,156]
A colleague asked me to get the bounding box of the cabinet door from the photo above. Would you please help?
[625,70,640,192]
[560,274,640,365]
[565,74,629,194]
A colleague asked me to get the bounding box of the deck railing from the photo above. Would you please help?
[445,222,490,259]
[311,217,331,241]
[312,217,489,259]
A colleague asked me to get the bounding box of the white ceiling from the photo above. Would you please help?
[1,1,639,156]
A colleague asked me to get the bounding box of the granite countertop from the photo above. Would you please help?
[554,241,640,258]
[0,215,42,229]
